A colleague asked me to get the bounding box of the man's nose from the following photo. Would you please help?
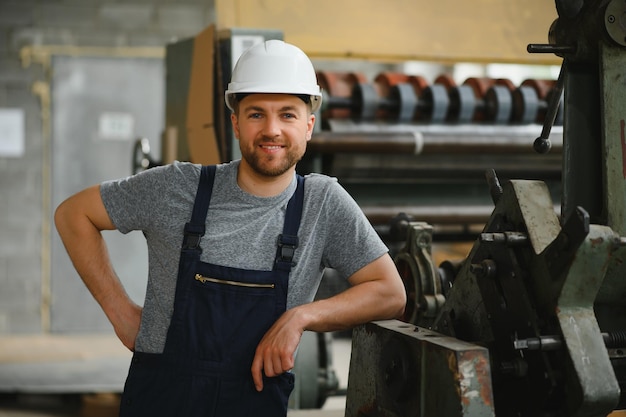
[261,116,281,137]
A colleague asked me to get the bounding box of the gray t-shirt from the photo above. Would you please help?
[100,160,388,353]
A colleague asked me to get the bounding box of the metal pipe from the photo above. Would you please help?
[308,127,562,155]
[308,131,422,154]
[361,205,494,225]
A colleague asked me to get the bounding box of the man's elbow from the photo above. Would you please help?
[379,276,406,320]
[54,200,71,236]
[54,197,83,235]
[390,286,407,319]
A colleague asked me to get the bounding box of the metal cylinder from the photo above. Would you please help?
[308,131,422,154]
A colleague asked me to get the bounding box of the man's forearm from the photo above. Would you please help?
[294,278,405,333]
[63,226,133,323]
[305,254,406,332]
[54,188,141,349]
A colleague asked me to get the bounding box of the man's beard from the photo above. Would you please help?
[242,143,304,177]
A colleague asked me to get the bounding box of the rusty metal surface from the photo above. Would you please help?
[345,320,494,417]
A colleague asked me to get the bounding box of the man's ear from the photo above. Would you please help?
[306,114,315,141]
[231,113,240,139]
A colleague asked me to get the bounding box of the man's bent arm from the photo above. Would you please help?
[251,253,406,390]
[54,185,142,351]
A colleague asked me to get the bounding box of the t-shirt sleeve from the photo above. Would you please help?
[99,162,200,234]
[320,180,389,280]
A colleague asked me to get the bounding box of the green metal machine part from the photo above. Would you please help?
[347,1,626,416]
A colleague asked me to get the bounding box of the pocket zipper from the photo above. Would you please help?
[194,274,275,289]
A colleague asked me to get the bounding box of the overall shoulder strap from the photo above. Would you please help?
[182,165,217,251]
[275,174,305,272]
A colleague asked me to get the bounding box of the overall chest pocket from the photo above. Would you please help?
[189,268,282,366]
[195,274,275,290]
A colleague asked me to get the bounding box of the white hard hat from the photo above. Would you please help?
[225,40,322,113]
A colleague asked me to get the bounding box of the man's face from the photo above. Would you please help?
[231,93,315,178]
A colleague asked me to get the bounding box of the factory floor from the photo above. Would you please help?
[0,395,345,417]
[3,333,626,417]
[0,336,351,417]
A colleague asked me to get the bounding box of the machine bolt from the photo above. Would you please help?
[480,231,528,246]
[514,335,563,351]
[608,14,615,23]
[469,259,497,279]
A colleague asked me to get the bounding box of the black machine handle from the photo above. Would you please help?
[526,44,573,154]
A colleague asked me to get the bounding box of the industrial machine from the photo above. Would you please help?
[345,0,626,416]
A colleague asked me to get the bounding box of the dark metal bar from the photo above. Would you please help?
[308,131,420,154]
[308,129,563,155]
[527,44,577,54]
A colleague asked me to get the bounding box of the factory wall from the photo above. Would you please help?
[0,0,215,335]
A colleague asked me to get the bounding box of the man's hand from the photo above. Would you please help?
[110,301,143,351]
[250,308,306,392]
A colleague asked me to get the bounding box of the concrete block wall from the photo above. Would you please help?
[0,0,215,335]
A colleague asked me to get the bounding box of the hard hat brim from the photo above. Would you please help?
[225,89,322,113]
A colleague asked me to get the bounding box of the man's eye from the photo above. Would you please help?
[282,113,296,119]
[248,113,262,119]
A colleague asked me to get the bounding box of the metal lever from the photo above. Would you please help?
[526,43,573,154]
[527,44,576,55]
[535,59,567,154]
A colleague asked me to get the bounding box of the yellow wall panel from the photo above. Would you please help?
[216,0,559,64]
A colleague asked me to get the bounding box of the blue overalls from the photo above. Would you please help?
[119,165,305,417]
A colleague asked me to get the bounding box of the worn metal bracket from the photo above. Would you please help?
[345,320,495,417]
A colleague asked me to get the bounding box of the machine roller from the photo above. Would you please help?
[317,70,563,125]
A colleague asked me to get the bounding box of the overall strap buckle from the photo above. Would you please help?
[276,234,298,268]
[274,174,305,273]
[183,223,205,251]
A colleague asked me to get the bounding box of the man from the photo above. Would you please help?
[55,40,406,416]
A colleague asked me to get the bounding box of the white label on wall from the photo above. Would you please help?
[0,108,25,157]
[98,112,134,140]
